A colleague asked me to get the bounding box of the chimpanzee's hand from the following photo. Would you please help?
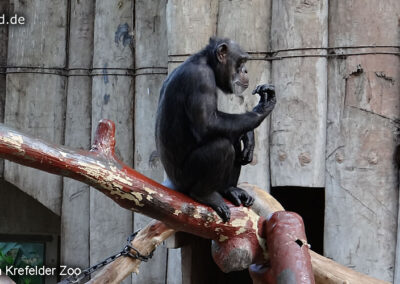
[252,84,276,115]
[240,130,255,165]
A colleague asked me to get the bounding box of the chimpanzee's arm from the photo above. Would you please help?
[240,130,255,165]
[186,84,275,142]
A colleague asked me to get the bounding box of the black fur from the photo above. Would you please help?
[155,37,275,221]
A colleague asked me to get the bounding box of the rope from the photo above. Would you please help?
[1,46,398,73]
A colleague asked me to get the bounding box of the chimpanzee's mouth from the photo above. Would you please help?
[236,82,249,89]
[233,82,248,95]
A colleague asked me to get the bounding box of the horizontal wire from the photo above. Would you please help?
[1,46,398,74]
[168,45,400,63]
[0,66,168,77]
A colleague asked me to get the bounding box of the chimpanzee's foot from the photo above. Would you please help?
[190,191,231,222]
[221,187,254,207]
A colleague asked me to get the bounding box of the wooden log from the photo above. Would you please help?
[0,120,267,272]
[249,212,315,284]
[87,220,175,284]
[325,1,400,281]
[217,0,272,191]
[134,0,170,283]
[247,184,388,284]
[4,0,68,214]
[60,0,94,271]
[0,122,389,284]
[0,1,7,178]
[270,0,328,187]
[90,2,134,283]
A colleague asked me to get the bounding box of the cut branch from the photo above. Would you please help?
[0,121,390,284]
[0,120,266,271]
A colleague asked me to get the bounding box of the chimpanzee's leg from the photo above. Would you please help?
[219,139,255,207]
[180,138,236,222]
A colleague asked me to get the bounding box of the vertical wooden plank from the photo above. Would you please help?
[166,0,218,72]
[133,0,169,283]
[0,1,8,178]
[60,0,94,270]
[90,1,134,284]
[166,248,182,284]
[4,0,68,214]
[325,1,399,281]
[217,0,272,191]
[166,1,218,283]
[396,168,400,284]
[270,0,328,187]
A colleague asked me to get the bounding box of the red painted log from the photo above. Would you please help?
[0,120,390,284]
[249,212,314,284]
[0,120,266,272]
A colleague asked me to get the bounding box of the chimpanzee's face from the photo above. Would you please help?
[215,41,250,94]
[232,60,249,95]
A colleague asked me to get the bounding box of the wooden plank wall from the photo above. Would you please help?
[270,0,328,187]
[4,0,68,215]
[0,1,8,178]
[325,1,399,282]
[133,0,172,283]
[61,0,94,270]
[0,0,399,283]
[90,1,134,283]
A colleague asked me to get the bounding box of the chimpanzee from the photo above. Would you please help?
[155,37,276,222]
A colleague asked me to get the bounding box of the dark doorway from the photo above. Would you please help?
[270,187,325,254]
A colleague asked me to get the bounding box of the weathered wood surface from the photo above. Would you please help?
[249,211,315,284]
[397,169,400,284]
[134,1,170,283]
[88,220,175,284]
[0,120,268,272]
[0,1,8,178]
[270,0,328,187]
[166,248,182,284]
[60,0,94,271]
[4,0,68,214]
[90,1,134,283]
[217,0,272,191]
[325,1,400,282]
[166,0,218,72]
[0,124,389,283]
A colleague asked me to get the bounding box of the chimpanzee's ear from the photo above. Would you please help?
[216,43,228,64]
